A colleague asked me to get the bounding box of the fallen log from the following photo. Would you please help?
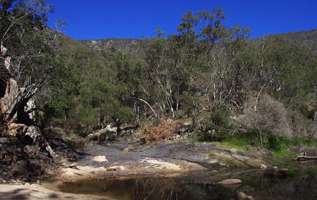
[296,155,317,161]
[120,124,139,134]
[87,125,117,141]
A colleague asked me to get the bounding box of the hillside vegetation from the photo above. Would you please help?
[267,29,317,53]
[1,0,317,182]
[44,13,317,143]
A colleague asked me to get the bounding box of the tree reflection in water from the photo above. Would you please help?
[58,173,317,200]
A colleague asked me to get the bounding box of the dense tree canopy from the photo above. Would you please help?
[3,2,314,137]
[43,9,317,137]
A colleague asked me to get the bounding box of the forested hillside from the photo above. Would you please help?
[81,29,317,55]
[82,39,143,55]
[267,29,317,53]
[45,12,317,142]
[1,0,316,155]
[1,1,317,198]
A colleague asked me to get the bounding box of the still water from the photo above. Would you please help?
[57,170,317,200]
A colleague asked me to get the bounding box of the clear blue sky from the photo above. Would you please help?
[47,0,317,40]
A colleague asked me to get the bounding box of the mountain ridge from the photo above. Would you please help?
[78,29,317,53]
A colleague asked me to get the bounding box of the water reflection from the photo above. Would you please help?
[58,176,234,200]
[58,172,317,200]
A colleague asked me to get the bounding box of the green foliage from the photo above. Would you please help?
[210,105,231,128]
[1,0,316,151]
[43,8,317,138]
[46,43,139,133]
[195,105,237,142]
[0,0,54,84]
[221,131,317,156]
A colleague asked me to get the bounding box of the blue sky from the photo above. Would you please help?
[47,0,317,40]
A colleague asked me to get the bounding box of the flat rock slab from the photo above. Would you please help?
[58,142,267,182]
[0,184,111,200]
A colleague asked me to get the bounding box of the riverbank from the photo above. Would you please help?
[55,140,269,182]
[1,137,317,200]
[0,140,269,200]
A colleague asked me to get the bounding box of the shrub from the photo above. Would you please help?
[196,105,237,142]
[211,105,231,128]
[223,130,317,153]
[143,119,182,143]
[236,93,292,137]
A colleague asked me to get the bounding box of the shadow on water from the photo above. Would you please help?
[241,171,317,200]
[58,175,233,200]
[57,170,317,200]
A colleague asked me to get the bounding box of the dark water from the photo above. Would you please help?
[57,171,317,200]
[58,176,232,200]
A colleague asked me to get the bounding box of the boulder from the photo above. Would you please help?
[11,160,28,177]
[0,44,56,181]
[237,191,254,200]
[218,178,242,186]
[24,145,40,157]
[0,137,10,144]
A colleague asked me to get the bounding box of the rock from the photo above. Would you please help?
[183,121,192,127]
[7,123,27,137]
[139,138,146,145]
[1,44,8,55]
[0,137,9,144]
[106,167,117,172]
[105,166,126,171]
[218,178,242,186]
[4,56,11,70]
[24,145,40,157]
[207,159,219,164]
[11,160,28,176]
[0,44,56,182]
[264,167,289,178]
[28,160,45,174]
[237,191,254,200]
[92,155,108,163]
[177,121,193,134]
[68,163,78,169]
[230,148,238,153]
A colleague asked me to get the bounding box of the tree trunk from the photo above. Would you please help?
[0,45,56,158]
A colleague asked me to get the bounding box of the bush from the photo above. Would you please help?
[196,106,237,142]
[236,93,292,137]
[143,119,182,143]
[222,130,317,153]
[211,105,231,128]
